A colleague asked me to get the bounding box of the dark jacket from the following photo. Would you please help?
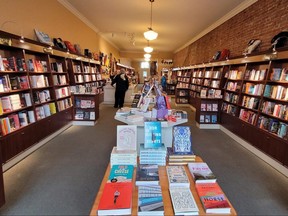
[111,74,129,91]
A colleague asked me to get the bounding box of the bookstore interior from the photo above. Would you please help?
[1,0,288,215]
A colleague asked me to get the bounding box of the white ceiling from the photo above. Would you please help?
[59,0,257,55]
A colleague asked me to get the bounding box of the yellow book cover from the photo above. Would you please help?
[49,102,57,114]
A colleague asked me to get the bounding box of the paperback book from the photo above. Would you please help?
[108,165,134,183]
[116,125,137,151]
[138,185,164,215]
[144,121,162,148]
[136,164,159,186]
[166,165,190,188]
[97,182,133,216]
[188,162,217,183]
[169,187,199,215]
[172,126,193,155]
[195,182,231,214]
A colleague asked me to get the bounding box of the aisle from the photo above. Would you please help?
[0,102,287,215]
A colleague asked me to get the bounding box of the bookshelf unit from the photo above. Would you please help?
[175,67,191,104]
[195,97,222,129]
[72,93,99,126]
[0,31,74,161]
[173,50,288,168]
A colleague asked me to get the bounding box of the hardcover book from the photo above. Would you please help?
[116,125,137,151]
[196,182,231,214]
[188,162,217,183]
[98,182,133,216]
[108,165,134,183]
[138,185,164,215]
[136,164,159,186]
[169,187,199,215]
[172,126,193,155]
[166,165,190,188]
[144,121,162,148]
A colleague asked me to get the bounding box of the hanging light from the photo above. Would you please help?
[144,0,158,41]
[144,53,151,59]
[144,40,153,53]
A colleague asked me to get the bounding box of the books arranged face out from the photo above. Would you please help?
[97,181,133,216]
[144,121,162,148]
[116,125,137,151]
[108,165,134,183]
[169,187,199,215]
[188,162,217,183]
[137,185,164,215]
[173,126,193,155]
[166,165,190,188]
[195,182,231,214]
[136,164,159,186]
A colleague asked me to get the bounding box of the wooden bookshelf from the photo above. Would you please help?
[89,156,237,216]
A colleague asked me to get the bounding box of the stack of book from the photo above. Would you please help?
[98,164,134,215]
[139,143,167,165]
[167,147,196,165]
[137,185,164,215]
[135,164,159,186]
[110,146,137,167]
[188,162,231,214]
[166,165,190,188]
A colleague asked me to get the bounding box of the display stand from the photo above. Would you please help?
[114,115,187,154]
[72,93,99,126]
[89,156,237,216]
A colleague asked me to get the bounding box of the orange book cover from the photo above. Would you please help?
[98,182,133,215]
[196,182,230,214]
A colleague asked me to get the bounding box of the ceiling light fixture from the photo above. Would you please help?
[144,0,158,41]
[144,40,153,53]
[144,53,151,59]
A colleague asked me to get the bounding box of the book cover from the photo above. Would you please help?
[116,125,137,151]
[173,126,193,155]
[166,165,190,188]
[169,187,199,215]
[108,165,134,183]
[188,162,217,183]
[136,164,159,186]
[98,182,133,216]
[144,121,162,148]
[195,182,231,214]
[138,185,164,215]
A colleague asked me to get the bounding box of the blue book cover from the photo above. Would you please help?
[173,126,192,155]
[144,121,162,148]
[108,164,134,183]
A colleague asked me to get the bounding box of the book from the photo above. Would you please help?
[108,165,134,183]
[188,162,217,183]
[136,164,159,186]
[116,125,137,151]
[97,182,133,216]
[172,126,193,155]
[138,185,164,215]
[166,165,190,188]
[144,121,162,148]
[195,182,231,214]
[169,187,199,215]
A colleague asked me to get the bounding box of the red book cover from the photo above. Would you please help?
[98,182,133,215]
[195,182,231,214]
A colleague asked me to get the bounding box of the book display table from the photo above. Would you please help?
[89,156,237,216]
[114,115,188,154]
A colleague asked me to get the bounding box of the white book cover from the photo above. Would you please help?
[169,187,199,215]
[188,162,217,183]
[117,125,137,151]
[166,166,190,188]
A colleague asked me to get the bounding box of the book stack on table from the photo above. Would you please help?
[139,144,167,165]
[110,146,137,167]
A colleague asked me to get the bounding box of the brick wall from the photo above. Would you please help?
[173,0,288,67]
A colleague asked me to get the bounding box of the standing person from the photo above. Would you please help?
[161,73,168,92]
[111,68,129,108]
